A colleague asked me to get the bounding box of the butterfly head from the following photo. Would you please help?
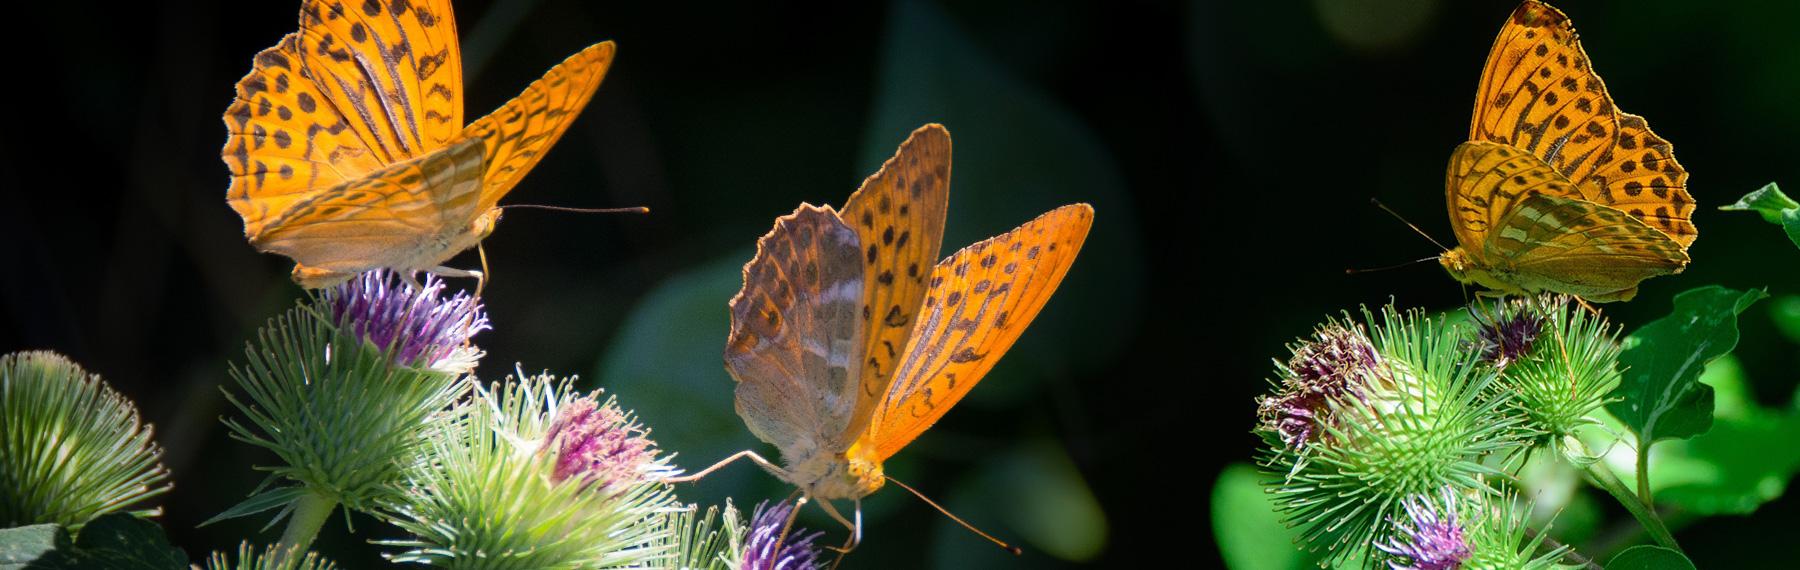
[1437,247,1473,281]
[789,443,887,500]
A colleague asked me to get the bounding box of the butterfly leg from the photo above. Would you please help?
[661,449,785,483]
[816,497,862,564]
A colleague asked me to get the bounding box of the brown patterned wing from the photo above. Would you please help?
[832,124,952,447]
[1469,0,1694,246]
[864,204,1093,461]
[224,0,463,240]
[726,205,870,457]
[1487,193,1688,301]
[252,138,485,277]
[1445,141,1583,254]
[461,42,616,212]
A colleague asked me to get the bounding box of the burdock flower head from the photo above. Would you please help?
[318,270,490,375]
[545,394,661,490]
[1375,488,1577,570]
[1475,295,1620,442]
[1257,305,1522,565]
[1256,318,1382,448]
[382,373,679,569]
[738,501,825,570]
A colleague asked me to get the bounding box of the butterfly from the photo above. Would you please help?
[671,124,1092,551]
[223,0,616,288]
[1438,0,1695,302]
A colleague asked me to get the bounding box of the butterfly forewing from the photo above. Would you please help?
[865,204,1094,460]
[461,42,616,212]
[1469,0,1694,246]
[295,0,463,163]
[833,124,952,445]
[726,205,870,457]
[253,137,486,278]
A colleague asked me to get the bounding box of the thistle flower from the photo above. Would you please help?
[318,270,490,375]
[205,543,337,570]
[1375,488,1578,570]
[1476,295,1620,442]
[0,351,170,527]
[1470,304,1544,370]
[381,373,679,569]
[661,502,748,570]
[545,395,660,490]
[213,272,474,529]
[1256,320,1382,447]
[1257,305,1523,566]
[738,501,825,570]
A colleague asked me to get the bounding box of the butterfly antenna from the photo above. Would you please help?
[1369,197,1450,252]
[501,204,650,215]
[1344,256,1438,275]
[885,476,1022,555]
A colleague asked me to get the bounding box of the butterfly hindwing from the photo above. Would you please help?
[833,124,952,447]
[864,204,1093,460]
[1470,0,1694,246]
[1446,141,1584,251]
[252,137,487,282]
[726,205,870,456]
[461,42,616,212]
[1487,193,1687,300]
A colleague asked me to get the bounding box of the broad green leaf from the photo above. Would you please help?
[1606,545,1696,570]
[1607,286,1766,445]
[1718,182,1800,249]
[593,252,779,510]
[930,440,1107,565]
[0,523,66,568]
[1768,295,1800,346]
[1639,356,1800,515]
[0,515,186,570]
[864,0,1147,404]
[1210,464,1315,570]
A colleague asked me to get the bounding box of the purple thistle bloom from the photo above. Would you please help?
[544,396,656,489]
[1375,489,1472,570]
[740,501,824,570]
[1473,308,1544,369]
[1257,322,1380,447]
[320,270,490,374]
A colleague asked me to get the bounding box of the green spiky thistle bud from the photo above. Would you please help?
[205,543,337,570]
[1256,305,1523,566]
[380,372,680,569]
[657,501,747,570]
[0,351,170,528]
[211,271,479,540]
[1472,295,1619,444]
[1375,487,1579,570]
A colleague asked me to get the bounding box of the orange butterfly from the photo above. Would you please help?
[670,124,1093,552]
[223,0,617,288]
[1437,0,1695,302]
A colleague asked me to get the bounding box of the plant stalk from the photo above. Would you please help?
[1581,456,1679,552]
[276,491,338,564]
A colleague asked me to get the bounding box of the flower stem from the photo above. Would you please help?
[1580,457,1679,552]
[277,492,337,562]
[1636,443,1654,505]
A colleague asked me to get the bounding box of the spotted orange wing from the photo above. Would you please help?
[863,204,1093,460]
[225,0,463,246]
[725,205,869,456]
[461,42,616,213]
[1470,0,1694,246]
[253,138,486,286]
[831,124,951,447]
[1487,193,1688,301]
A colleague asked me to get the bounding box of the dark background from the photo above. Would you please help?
[2,0,1798,567]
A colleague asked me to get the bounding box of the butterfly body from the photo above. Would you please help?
[1440,1,1694,301]
[224,0,615,287]
[714,125,1093,526]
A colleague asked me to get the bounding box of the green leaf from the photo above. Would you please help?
[1606,545,1697,570]
[201,486,306,529]
[1210,464,1315,570]
[1767,295,1800,345]
[1636,356,1800,515]
[1607,286,1766,445]
[1718,182,1800,249]
[594,253,777,510]
[0,515,187,570]
[930,440,1107,565]
[0,524,67,568]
